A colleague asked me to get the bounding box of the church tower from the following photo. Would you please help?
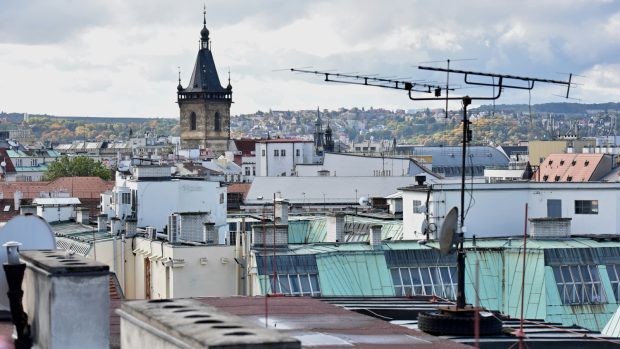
[313,107,325,155]
[177,8,232,152]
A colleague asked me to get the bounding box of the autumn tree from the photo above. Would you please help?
[43,156,112,181]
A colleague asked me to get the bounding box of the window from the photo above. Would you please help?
[575,200,598,214]
[280,149,286,157]
[296,149,301,157]
[245,167,251,176]
[412,200,423,213]
[190,112,197,131]
[274,149,279,156]
[219,193,224,204]
[31,159,38,166]
[252,167,256,176]
[553,265,606,304]
[121,192,130,204]
[390,266,457,299]
[228,231,236,246]
[15,159,22,167]
[268,273,321,296]
[214,112,221,132]
[606,264,620,302]
[547,199,562,218]
[262,149,266,157]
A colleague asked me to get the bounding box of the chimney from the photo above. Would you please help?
[369,225,382,246]
[110,217,121,236]
[274,199,289,224]
[125,218,137,238]
[529,217,572,239]
[21,251,110,349]
[203,222,217,245]
[326,212,346,243]
[97,214,108,232]
[19,204,36,216]
[415,175,426,186]
[76,207,90,225]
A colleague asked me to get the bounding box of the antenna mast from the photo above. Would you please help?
[290,63,574,335]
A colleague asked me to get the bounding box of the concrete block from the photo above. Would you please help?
[118,298,300,348]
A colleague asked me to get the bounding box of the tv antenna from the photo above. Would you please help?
[290,68,453,94]
[291,63,573,335]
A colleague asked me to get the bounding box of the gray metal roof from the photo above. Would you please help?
[184,48,227,93]
[245,176,417,204]
[397,146,509,167]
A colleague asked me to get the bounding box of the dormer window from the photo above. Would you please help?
[560,160,565,166]
[567,176,573,182]
[585,160,590,167]
[555,175,561,182]
[548,160,553,165]
[543,175,549,182]
[571,160,576,166]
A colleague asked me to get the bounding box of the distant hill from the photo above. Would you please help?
[474,102,620,114]
[0,112,174,123]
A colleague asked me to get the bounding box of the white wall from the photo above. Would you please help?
[116,178,227,241]
[296,153,412,177]
[255,141,314,177]
[402,182,620,239]
[130,238,237,299]
[37,205,75,223]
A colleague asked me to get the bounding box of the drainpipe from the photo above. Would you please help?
[121,231,126,292]
[3,241,32,349]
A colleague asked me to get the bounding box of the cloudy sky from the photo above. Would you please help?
[1,0,619,118]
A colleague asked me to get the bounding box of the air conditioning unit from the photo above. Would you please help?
[146,226,157,240]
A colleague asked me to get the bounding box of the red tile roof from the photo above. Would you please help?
[233,139,259,156]
[0,176,114,200]
[534,154,608,182]
[227,183,251,199]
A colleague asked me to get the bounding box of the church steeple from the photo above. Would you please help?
[177,6,232,152]
[314,107,325,155]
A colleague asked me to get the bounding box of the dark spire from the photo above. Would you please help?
[200,4,210,43]
[177,67,183,92]
[227,67,232,90]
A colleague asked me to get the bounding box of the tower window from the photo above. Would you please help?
[214,112,221,132]
[190,112,197,131]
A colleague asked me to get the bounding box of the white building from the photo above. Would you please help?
[104,165,228,243]
[401,180,620,240]
[255,139,315,177]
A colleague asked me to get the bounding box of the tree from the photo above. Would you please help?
[44,156,112,181]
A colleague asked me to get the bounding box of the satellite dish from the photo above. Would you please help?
[358,197,369,206]
[0,215,56,310]
[438,207,458,256]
